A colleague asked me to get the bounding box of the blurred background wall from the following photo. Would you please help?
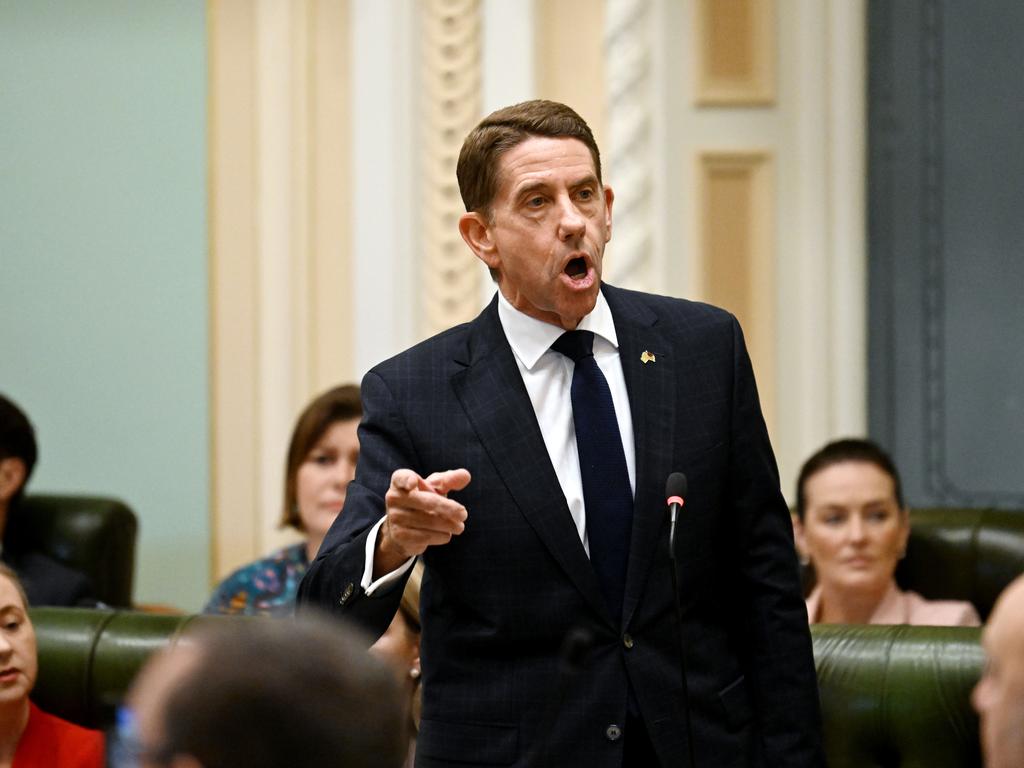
[3,0,1018,611]
[1,0,209,609]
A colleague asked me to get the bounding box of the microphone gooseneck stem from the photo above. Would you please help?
[668,505,697,768]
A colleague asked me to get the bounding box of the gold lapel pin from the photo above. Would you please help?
[640,350,656,364]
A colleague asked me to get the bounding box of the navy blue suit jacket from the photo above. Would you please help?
[299,285,824,767]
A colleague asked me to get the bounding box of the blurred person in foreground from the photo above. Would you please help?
[793,438,980,625]
[204,384,360,616]
[0,563,104,767]
[0,393,94,607]
[300,99,823,767]
[973,573,1024,768]
[372,561,423,768]
[113,614,406,768]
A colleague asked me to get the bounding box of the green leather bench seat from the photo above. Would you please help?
[812,624,983,768]
[30,609,987,766]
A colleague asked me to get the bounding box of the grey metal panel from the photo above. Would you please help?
[868,0,1024,508]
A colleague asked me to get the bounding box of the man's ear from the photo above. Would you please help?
[0,458,26,504]
[458,212,500,272]
[603,185,615,241]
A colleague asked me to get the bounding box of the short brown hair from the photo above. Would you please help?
[280,385,362,531]
[456,99,602,215]
[157,615,407,768]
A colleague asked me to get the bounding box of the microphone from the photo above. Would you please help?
[665,472,696,767]
[665,472,688,561]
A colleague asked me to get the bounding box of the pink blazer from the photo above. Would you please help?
[806,582,981,626]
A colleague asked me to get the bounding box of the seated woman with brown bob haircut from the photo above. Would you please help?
[793,438,979,626]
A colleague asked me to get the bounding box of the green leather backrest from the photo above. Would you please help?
[897,507,1024,620]
[29,607,249,729]
[812,624,984,768]
[31,609,987,768]
[10,494,138,607]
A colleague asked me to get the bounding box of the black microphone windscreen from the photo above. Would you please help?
[665,472,688,500]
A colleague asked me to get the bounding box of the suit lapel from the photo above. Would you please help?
[605,286,678,628]
[451,299,611,625]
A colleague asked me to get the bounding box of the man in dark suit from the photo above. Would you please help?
[0,393,95,607]
[299,100,824,767]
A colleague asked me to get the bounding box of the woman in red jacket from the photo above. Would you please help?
[0,563,104,768]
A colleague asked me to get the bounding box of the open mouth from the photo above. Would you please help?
[564,257,588,280]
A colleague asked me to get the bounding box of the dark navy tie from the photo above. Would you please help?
[552,330,633,622]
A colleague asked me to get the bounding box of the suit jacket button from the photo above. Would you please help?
[605,724,622,742]
[339,583,355,605]
[622,633,634,649]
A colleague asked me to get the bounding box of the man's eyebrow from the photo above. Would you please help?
[513,174,599,200]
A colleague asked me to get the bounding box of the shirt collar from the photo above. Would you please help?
[496,288,619,370]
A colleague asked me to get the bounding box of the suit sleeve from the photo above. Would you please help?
[726,316,826,766]
[297,369,421,640]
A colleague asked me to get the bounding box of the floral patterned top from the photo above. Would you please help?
[202,542,309,617]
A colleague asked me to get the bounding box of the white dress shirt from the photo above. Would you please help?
[361,288,636,592]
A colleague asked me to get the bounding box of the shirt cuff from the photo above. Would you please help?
[360,517,416,595]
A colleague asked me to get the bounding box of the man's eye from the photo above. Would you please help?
[577,189,594,201]
[527,196,545,208]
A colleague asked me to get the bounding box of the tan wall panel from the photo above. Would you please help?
[698,152,776,432]
[209,0,353,581]
[695,0,776,105]
[309,0,353,390]
[534,0,606,151]
[208,0,261,580]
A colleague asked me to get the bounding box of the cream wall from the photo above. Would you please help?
[211,0,868,578]
[0,1,866,606]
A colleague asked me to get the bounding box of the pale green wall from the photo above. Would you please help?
[0,1,209,610]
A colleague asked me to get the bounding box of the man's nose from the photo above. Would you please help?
[557,199,586,240]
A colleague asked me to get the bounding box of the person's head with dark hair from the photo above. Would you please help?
[456,100,614,331]
[456,99,602,218]
[280,384,362,561]
[0,394,38,517]
[792,438,911,624]
[794,438,904,522]
[122,615,407,768]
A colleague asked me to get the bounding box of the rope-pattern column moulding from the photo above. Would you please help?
[422,0,482,338]
[604,0,653,291]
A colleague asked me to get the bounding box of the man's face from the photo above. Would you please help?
[973,578,1024,768]
[460,136,614,330]
[0,575,37,706]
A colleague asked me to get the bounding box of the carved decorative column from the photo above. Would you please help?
[603,0,654,290]
[421,0,482,337]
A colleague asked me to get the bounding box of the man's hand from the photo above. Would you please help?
[373,468,472,578]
